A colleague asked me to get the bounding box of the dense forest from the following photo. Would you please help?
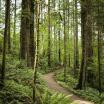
[0,0,104,104]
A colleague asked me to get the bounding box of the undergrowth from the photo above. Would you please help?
[0,55,70,104]
[55,69,104,104]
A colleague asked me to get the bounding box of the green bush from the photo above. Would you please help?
[41,89,70,104]
[55,69,103,104]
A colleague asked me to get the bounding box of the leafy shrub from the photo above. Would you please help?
[55,69,103,104]
[41,89,70,104]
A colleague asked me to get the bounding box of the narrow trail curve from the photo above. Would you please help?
[43,72,94,104]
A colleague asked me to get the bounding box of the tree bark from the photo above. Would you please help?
[29,0,35,68]
[63,0,67,82]
[0,0,10,87]
[97,0,102,96]
[20,0,28,59]
[74,0,79,71]
[33,0,39,103]
[7,8,11,52]
[13,0,16,47]
[67,0,71,67]
[76,0,93,89]
[20,0,35,68]
[0,0,1,24]
[48,0,51,67]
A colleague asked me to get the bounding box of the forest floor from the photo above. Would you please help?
[43,71,94,104]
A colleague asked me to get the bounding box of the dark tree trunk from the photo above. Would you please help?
[13,0,16,47]
[63,0,67,82]
[20,0,27,59]
[97,0,102,96]
[7,7,11,52]
[74,0,79,70]
[29,0,35,68]
[58,0,61,64]
[76,0,93,89]
[0,0,10,87]
[48,0,51,67]
[20,0,35,68]
[68,0,70,67]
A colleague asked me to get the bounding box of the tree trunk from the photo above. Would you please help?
[20,0,28,59]
[58,0,61,64]
[26,4,31,67]
[13,0,16,47]
[0,0,10,88]
[74,0,79,71]
[48,0,51,67]
[20,0,35,68]
[76,0,93,89]
[0,0,1,24]
[63,0,67,82]
[97,0,102,96]
[29,0,35,68]
[33,0,39,103]
[7,5,11,52]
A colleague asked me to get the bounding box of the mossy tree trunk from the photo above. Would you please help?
[0,0,10,88]
[29,0,35,68]
[20,0,28,59]
[20,0,35,68]
[33,0,40,103]
[76,0,93,89]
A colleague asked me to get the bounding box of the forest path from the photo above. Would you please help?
[43,72,94,104]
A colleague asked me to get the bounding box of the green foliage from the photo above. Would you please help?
[0,55,73,104]
[0,58,33,103]
[55,69,104,104]
[5,80,32,97]
[55,69,77,88]
[75,88,100,103]
[39,57,49,73]
[41,89,70,104]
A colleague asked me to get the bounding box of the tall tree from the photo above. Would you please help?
[33,0,39,103]
[29,0,35,68]
[74,0,79,71]
[7,0,11,51]
[48,0,51,67]
[97,0,102,99]
[53,0,56,63]
[13,0,16,47]
[67,0,71,67]
[63,0,67,82]
[0,0,1,23]
[20,0,28,59]
[0,0,10,87]
[58,0,61,64]
[76,0,93,89]
[20,0,35,67]
[26,0,31,67]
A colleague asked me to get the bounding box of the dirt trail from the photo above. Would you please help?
[43,72,94,104]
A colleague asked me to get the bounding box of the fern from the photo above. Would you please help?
[41,89,70,104]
